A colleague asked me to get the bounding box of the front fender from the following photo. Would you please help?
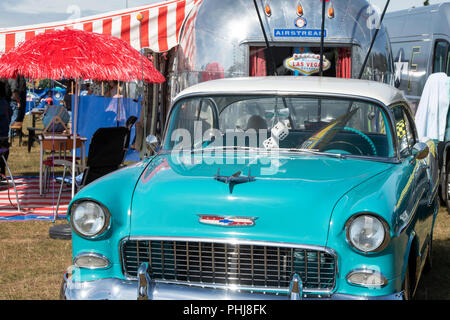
[326,164,411,296]
[67,157,155,282]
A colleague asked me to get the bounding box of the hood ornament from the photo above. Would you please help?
[198,215,258,227]
[213,169,256,194]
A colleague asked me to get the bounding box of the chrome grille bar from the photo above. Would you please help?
[121,237,337,294]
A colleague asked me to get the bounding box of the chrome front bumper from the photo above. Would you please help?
[61,264,404,300]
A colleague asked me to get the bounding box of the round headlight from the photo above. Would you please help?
[346,214,389,253]
[70,200,110,238]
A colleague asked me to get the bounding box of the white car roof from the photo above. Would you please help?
[174,76,406,107]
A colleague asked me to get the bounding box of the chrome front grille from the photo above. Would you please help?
[121,238,337,293]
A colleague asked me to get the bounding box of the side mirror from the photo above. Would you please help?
[411,142,429,162]
[146,135,159,154]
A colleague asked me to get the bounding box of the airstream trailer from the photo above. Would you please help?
[169,0,395,100]
[384,3,450,113]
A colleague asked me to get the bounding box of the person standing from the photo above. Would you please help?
[7,75,27,136]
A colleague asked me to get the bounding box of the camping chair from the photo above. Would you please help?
[27,108,45,152]
[123,116,138,162]
[54,127,129,215]
[9,122,23,146]
[0,146,21,213]
[39,105,75,193]
[41,137,83,195]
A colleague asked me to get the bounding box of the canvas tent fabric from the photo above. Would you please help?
[0,0,201,54]
[75,95,141,161]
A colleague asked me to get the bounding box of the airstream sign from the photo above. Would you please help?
[274,29,327,37]
[284,53,331,75]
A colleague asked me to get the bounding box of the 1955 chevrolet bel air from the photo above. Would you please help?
[61,77,440,300]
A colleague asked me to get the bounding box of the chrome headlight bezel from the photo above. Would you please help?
[345,213,390,254]
[69,199,111,239]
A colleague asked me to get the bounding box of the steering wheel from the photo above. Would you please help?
[321,127,377,156]
[321,141,364,155]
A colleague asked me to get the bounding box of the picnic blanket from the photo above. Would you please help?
[0,177,69,221]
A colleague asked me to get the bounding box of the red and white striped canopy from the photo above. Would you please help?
[0,0,200,55]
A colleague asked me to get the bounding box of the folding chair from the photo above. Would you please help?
[9,122,23,146]
[36,105,74,193]
[0,147,21,213]
[41,137,83,195]
[54,127,129,215]
[123,116,138,162]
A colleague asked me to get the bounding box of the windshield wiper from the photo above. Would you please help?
[190,146,262,153]
[284,148,347,159]
[189,145,346,159]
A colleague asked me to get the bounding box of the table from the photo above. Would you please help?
[38,134,87,196]
[31,108,44,127]
[27,127,43,152]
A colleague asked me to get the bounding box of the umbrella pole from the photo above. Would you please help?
[72,79,79,198]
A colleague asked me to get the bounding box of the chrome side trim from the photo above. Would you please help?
[428,179,439,206]
[119,236,338,295]
[397,188,426,235]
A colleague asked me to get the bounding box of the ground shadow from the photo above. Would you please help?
[415,238,450,300]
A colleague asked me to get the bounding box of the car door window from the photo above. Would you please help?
[433,40,449,74]
[169,98,215,149]
[391,105,416,158]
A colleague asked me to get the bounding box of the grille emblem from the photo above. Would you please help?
[198,215,257,227]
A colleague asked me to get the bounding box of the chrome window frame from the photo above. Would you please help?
[388,101,419,159]
[162,91,403,163]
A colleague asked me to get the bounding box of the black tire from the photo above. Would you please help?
[447,166,450,215]
[423,236,433,274]
[402,263,412,300]
[49,223,72,240]
[439,173,446,206]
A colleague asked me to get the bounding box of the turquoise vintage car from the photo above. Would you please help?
[61,77,439,300]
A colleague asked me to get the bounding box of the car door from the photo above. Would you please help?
[391,104,435,274]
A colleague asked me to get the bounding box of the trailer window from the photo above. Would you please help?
[447,49,450,76]
[249,46,351,78]
[433,40,449,74]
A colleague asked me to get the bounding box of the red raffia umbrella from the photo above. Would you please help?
[0,28,165,201]
[0,28,165,83]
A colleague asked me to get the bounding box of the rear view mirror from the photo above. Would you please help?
[146,135,159,154]
[411,142,429,162]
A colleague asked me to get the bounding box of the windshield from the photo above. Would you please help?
[164,95,394,159]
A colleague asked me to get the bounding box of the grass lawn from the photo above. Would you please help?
[0,115,449,299]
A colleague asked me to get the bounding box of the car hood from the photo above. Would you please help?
[130,153,393,246]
